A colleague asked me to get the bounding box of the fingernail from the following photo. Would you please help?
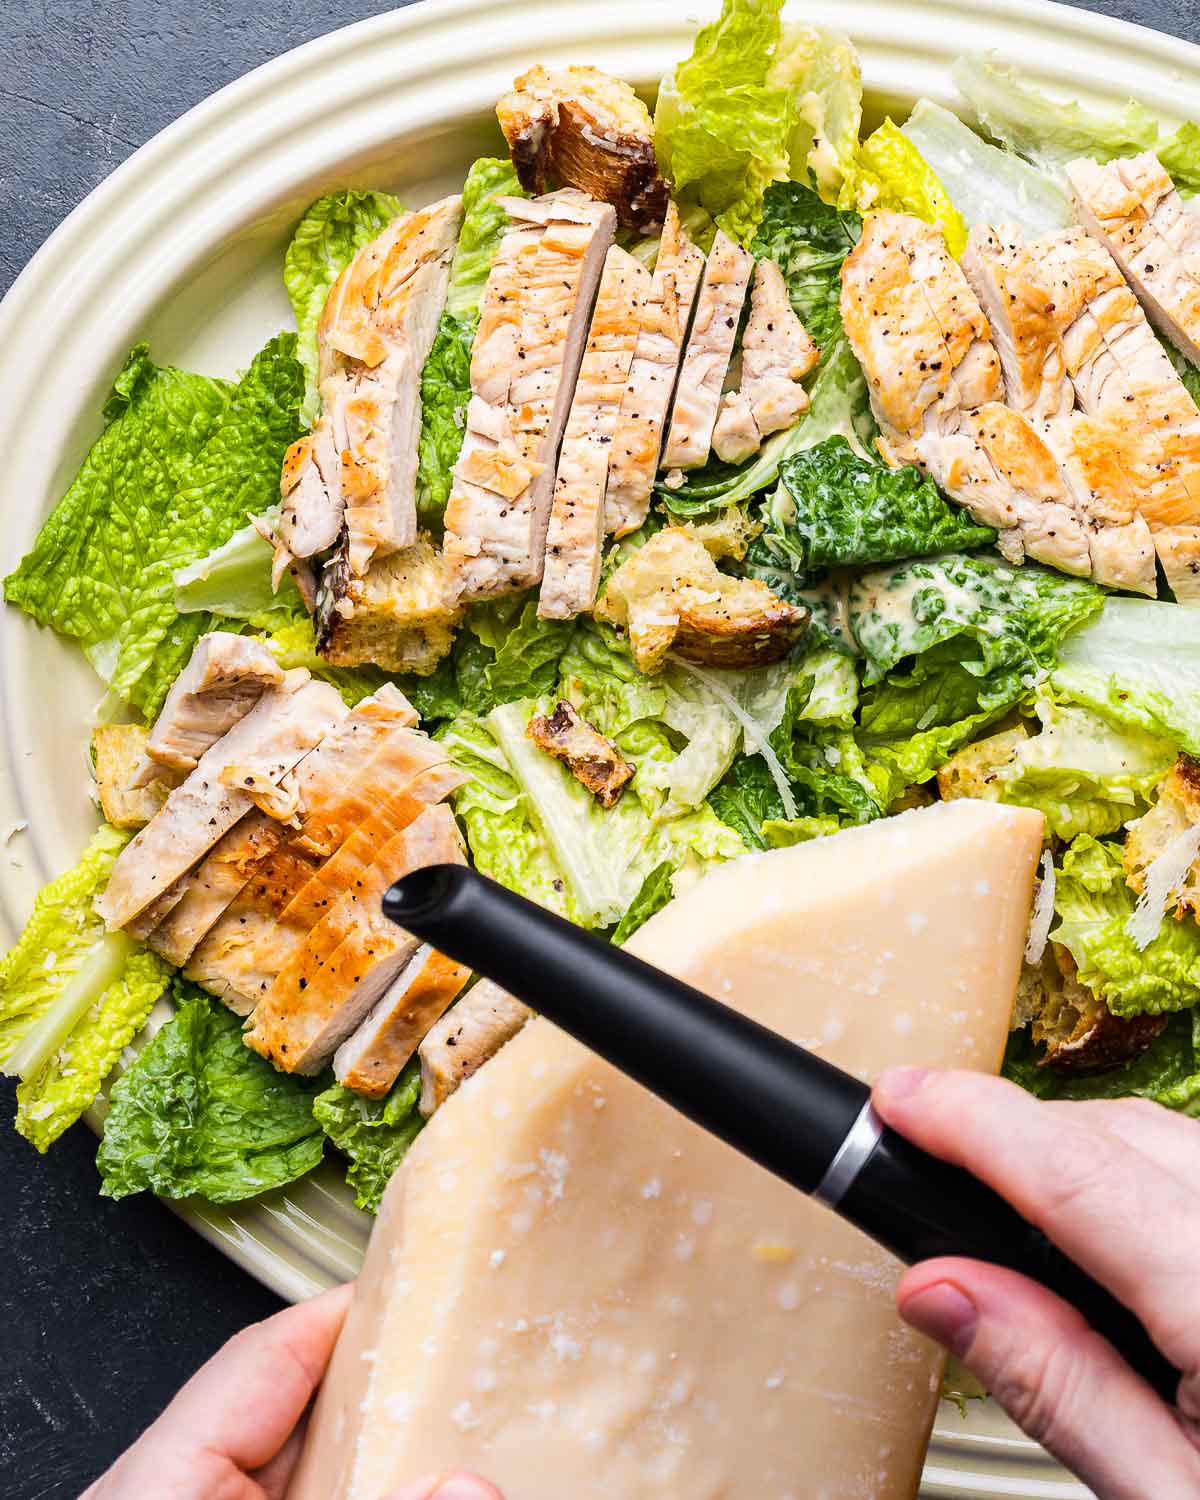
[876,1067,931,1104]
[899,1282,978,1358]
[430,1480,497,1500]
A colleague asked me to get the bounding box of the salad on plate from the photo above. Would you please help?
[5,0,1200,1216]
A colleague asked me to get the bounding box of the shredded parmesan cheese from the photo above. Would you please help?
[1023,850,1055,965]
[1126,821,1200,950]
[668,655,798,822]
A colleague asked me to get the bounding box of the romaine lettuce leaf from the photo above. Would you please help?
[1003,1009,1200,1110]
[0,824,173,1150]
[284,189,405,424]
[5,336,306,718]
[774,25,863,204]
[484,599,576,706]
[173,518,302,620]
[749,181,860,351]
[850,552,1104,692]
[952,55,1159,170]
[612,862,676,946]
[764,436,995,575]
[417,160,526,527]
[1052,598,1200,754]
[851,119,968,255]
[312,1061,424,1213]
[1160,122,1200,197]
[1051,835,1200,1019]
[938,696,1174,840]
[654,0,793,244]
[256,613,390,706]
[97,983,325,1203]
[900,98,1071,234]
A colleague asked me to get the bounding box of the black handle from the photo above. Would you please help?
[384,865,1181,1404]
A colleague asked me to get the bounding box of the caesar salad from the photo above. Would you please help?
[4,0,1200,1216]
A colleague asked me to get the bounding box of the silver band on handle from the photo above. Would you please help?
[813,1100,884,1209]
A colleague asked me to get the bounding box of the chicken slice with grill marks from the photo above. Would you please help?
[245,805,465,1074]
[962,223,1157,595]
[96,672,346,932]
[712,258,819,464]
[444,191,616,602]
[604,202,705,536]
[417,977,533,1118]
[183,745,465,1015]
[661,230,755,470]
[333,945,471,1099]
[843,211,1091,576]
[538,246,650,620]
[1033,226,1200,600]
[1067,153,1200,368]
[138,632,285,780]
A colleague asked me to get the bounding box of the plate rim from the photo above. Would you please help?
[5,2,1199,1493]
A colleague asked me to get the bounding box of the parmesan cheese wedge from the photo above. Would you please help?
[289,799,1043,1500]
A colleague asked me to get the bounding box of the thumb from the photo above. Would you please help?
[898,1258,1200,1500]
[383,1476,505,1500]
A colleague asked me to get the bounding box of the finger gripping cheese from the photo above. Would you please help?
[289,799,1043,1500]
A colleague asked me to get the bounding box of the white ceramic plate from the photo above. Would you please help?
[4,1,1199,1492]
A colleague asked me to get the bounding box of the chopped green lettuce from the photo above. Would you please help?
[774,25,863,204]
[284,189,405,424]
[417,159,526,527]
[612,863,676,946]
[850,552,1104,693]
[1160,121,1200,197]
[940,696,1174,840]
[97,984,324,1203]
[173,518,302,620]
[764,436,995,575]
[1051,836,1200,1019]
[900,98,1071,234]
[1003,1010,1200,1111]
[654,0,793,245]
[5,336,305,718]
[484,599,577,706]
[312,1061,424,1213]
[0,825,173,1150]
[749,181,860,350]
[952,55,1159,170]
[1053,598,1200,754]
[851,119,968,255]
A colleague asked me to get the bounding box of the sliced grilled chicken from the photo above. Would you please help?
[333,943,471,1098]
[842,211,1092,574]
[1031,225,1200,600]
[96,672,345,931]
[417,978,533,1118]
[962,224,1075,420]
[140,632,285,779]
[605,203,705,536]
[538,246,650,619]
[245,804,464,1074]
[661,231,755,470]
[712,259,819,463]
[316,535,462,674]
[497,64,668,233]
[1067,153,1200,367]
[444,191,617,601]
[275,198,462,581]
[146,812,286,966]
[184,729,464,1013]
[91,725,172,829]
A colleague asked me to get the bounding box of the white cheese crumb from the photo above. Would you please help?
[691,1199,713,1227]
[777,1281,801,1311]
[1127,821,1200,949]
[450,1400,481,1432]
[765,1371,785,1390]
[640,1176,662,1200]
[1023,850,1056,964]
[488,1249,507,1270]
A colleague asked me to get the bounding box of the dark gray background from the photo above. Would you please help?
[1,1,1197,1496]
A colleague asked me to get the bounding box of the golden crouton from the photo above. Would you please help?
[316,536,464,676]
[1123,755,1200,916]
[596,527,808,674]
[91,725,172,829]
[1021,946,1167,1073]
[528,700,634,808]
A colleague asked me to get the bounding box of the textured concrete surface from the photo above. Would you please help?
[1,1,1198,1496]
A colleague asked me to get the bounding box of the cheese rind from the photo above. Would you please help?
[289,799,1043,1500]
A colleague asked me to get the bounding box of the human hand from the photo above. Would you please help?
[874,1068,1200,1500]
[79,1284,503,1500]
